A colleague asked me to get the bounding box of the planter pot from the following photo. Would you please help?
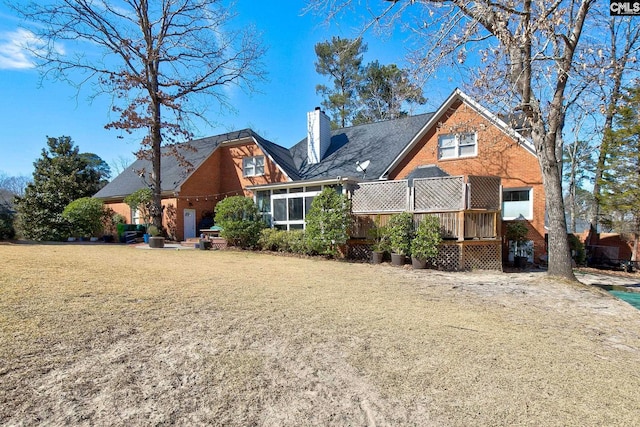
[143,233,150,244]
[514,255,527,269]
[411,257,427,269]
[148,236,165,248]
[391,253,406,266]
[371,251,384,264]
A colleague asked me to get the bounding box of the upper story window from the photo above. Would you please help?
[243,155,265,177]
[438,133,477,160]
[502,188,533,220]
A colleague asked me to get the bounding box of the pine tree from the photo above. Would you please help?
[15,137,104,241]
[353,61,426,125]
[599,86,640,261]
[315,37,367,128]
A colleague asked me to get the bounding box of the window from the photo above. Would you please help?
[256,191,271,226]
[131,208,141,225]
[288,197,304,221]
[438,133,477,159]
[502,188,533,220]
[243,156,265,177]
[256,185,324,231]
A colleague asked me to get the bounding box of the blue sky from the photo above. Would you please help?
[0,1,458,177]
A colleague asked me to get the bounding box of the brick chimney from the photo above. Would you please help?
[307,107,331,164]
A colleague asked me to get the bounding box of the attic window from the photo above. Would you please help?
[243,156,265,177]
[438,133,477,159]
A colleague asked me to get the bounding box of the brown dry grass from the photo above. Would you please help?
[1,243,640,426]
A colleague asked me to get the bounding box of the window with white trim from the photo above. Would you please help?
[131,208,141,225]
[438,133,477,159]
[255,185,333,231]
[502,188,533,220]
[243,155,265,177]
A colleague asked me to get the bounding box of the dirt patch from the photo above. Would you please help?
[1,244,639,426]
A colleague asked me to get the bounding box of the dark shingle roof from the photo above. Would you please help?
[290,113,434,180]
[406,165,450,185]
[95,129,286,199]
[96,113,436,199]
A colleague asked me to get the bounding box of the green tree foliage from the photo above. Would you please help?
[214,196,264,249]
[315,38,425,127]
[305,188,351,256]
[0,172,29,240]
[0,202,15,240]
[62,197,105,238]
[315,37,367,128]
[353,61,426,125]
[79,153,111,190]
[387,212,414,256]
[124,188,154,227]
[14,136,105,241]
[599,86,640,260]
[411,215,442,260]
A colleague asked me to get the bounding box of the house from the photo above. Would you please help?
[96,89,544,263]
[94,129,293,240]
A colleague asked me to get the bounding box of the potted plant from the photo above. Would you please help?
[506,221,530,269]
[388,212,414,266]
[411,215,442,269]
[368,217,390,264]
[147,224,165,248]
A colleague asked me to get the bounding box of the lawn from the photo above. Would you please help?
[1,243,640,426]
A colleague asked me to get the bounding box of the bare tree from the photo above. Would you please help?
[0,173,31,200]
[308,0,606,279]
[109,154,137,177]
[12,0,266,230]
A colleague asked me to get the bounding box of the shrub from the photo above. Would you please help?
[147,225,162,237]
[505,221,531,257]
[258,228,308,253]
[305,188,351,256]
[0,202,15,240]
[62,197,105,237]
[411,215,442,260]
[283,230,307,253]
[259,228,285,251]
[214,196,264,249]
[388,212,414,256]
[101,209,125,237]
[568,234,586,266]
[369,216,391,253]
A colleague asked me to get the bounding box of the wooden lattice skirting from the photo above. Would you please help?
[346,239,502,271]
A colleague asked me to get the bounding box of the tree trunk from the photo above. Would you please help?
[151,101,163,231]
[538,138,575,279]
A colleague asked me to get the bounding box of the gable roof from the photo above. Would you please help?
[97,89,533,200]
[95,129,294,200]
[381,89,536,179]
[289,113,434,181]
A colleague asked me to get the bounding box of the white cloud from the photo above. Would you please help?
[0,28,39,70]
[0,28,64,70]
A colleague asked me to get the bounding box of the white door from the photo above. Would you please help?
[183,209,197,239]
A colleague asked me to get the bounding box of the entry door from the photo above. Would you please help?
[183,209,197,239]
